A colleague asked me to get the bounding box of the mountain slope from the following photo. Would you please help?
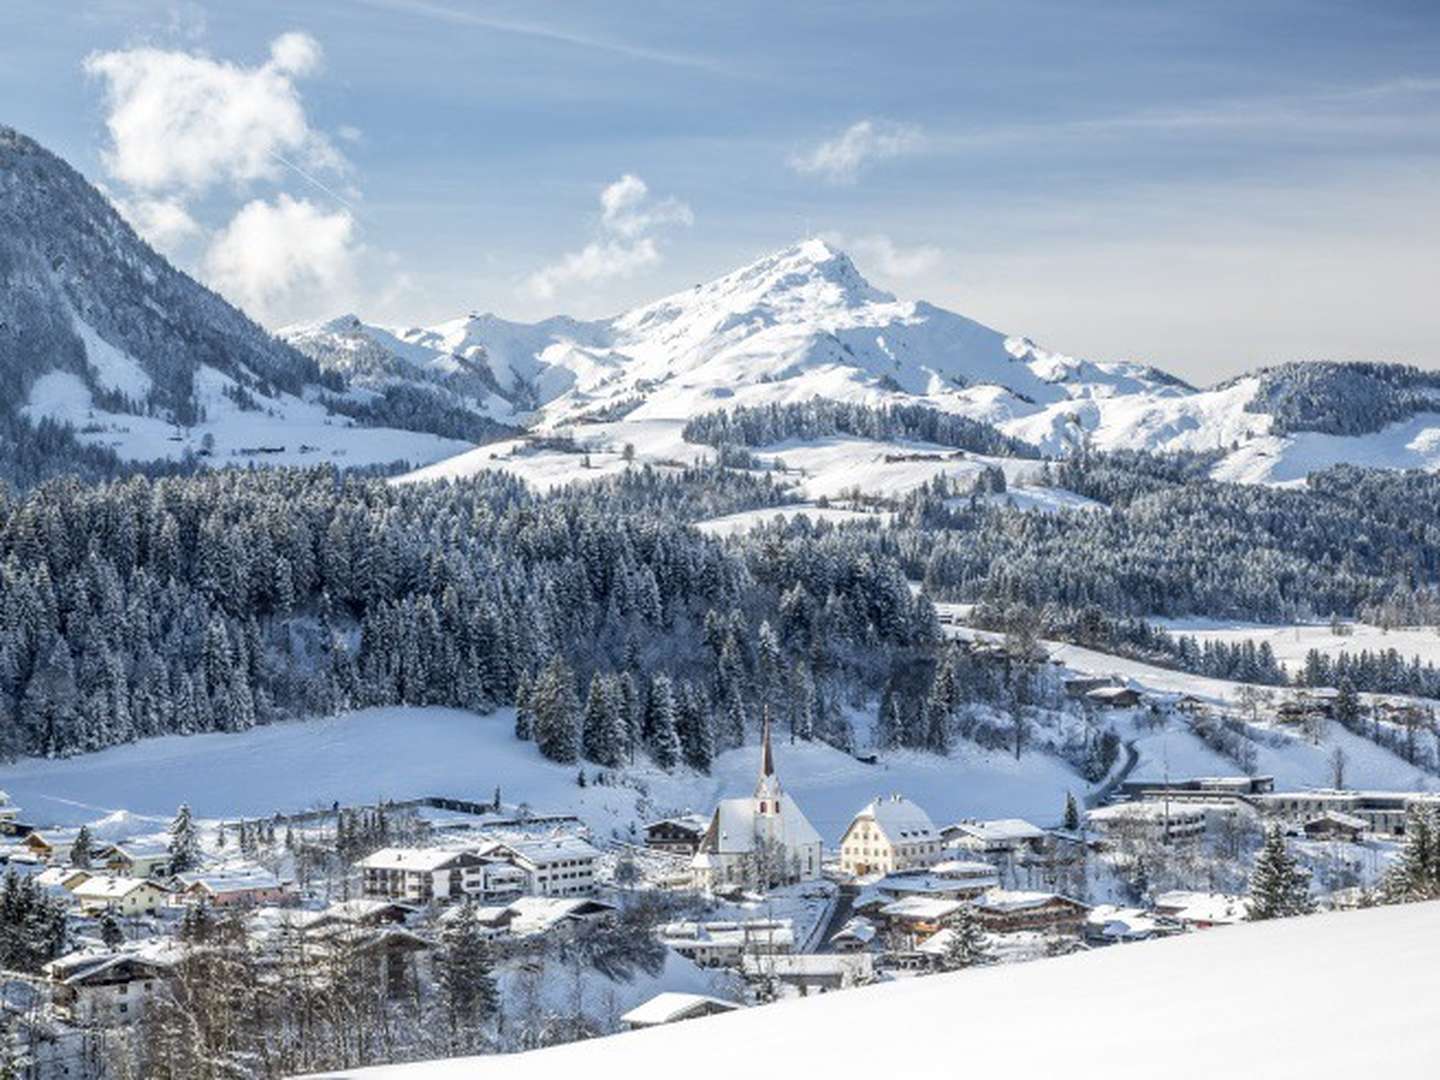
[0,127,491,477]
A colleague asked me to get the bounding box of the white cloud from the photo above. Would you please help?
[526,174,692,299]
[203,195,360,325]
[837,233,943,279]
[84,31,339,196]
[790,119,924,183]
[113,195,202,254]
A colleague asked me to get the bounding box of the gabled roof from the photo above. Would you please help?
[72,875,167,900]
[974,889,1089,914]
[851,795,938,844]
[499,836,601,866]
[704,793,822,855]
[948,819,1046,844]
[622,992,742,1027]
[355,847,478,872]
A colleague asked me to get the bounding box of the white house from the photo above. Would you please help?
[71,876,169,917]
[839,795,942,877]
[490,837,601,897]
[942,819,1048,855]
[356,848,488,903]
[691,715,823,891]
[658,918,795,968]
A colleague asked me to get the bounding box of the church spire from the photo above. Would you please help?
[760,706,775,779]
[756,707,782,805]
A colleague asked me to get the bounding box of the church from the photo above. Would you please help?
[690,715,824,891]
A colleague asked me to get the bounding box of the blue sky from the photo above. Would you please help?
[3,0,1438,381]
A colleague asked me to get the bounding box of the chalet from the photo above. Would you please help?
[872,865,997,902]
[505,895,617,936]
[740,953,872,993]
[942,818,1048,855]
[970,891,1090,935]
[106,843,172,880]
[644,815,710,856]
[621,992,742,1031]
[1303,812,1368,843]
[1063,677,1115,700]
[839,795,942,877]
[22,830,116,865]
[33,866,92,896]
[829,917,877,952]
[306,925,434,999]
[658,919,795,968]
[177,867,291,907]
[1152,891,1246,929]
[44,945,179,1025]
[294,899,412,933]
[1085,685,1143,709]
[1084,904,1174,945]
[691,716,823,891]
[491,837,601,897]
[71,876,169,917]
[878,896,966,944]
[1277,688,1338,723]
[357,848,488,903]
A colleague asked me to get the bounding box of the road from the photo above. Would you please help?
[814,884,859,953]
[1086,738,1140,808]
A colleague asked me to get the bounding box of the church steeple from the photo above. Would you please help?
[756,707,782,806]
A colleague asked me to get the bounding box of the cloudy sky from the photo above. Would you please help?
[4,0,1438,382]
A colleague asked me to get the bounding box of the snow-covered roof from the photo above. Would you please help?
[177,866,285,894]
[506,896,616,934]
[975,890,1087,914]
[72,875,166,900]
[620,992,742,1027]
[932,859,1001,880]
[948,818,1046,844]
[851,794,938,843]
[739,954,871,979]
[830,917,876,944]
[875,871,996,897]
[1152,891,1246,925]
[356,847,474,872]
[500,836,601,866]
[645,814,710,834]
[1306,811,1368,831]
[880,896,965,921]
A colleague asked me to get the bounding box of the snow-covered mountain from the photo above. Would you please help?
[0,127,499,475]
[337,238,1438,492]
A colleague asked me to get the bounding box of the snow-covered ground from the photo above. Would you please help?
[1154,618,1440,670]
[311,900,1440,1080]
[0,706,1087,840]
[694,504,894,538]
[23,364,472,470]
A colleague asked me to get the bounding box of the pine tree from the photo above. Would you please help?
[70,824,93,869]
[1062,792,1081,832]
[581,673,621,767]
[168,803,199,874]
[1383,808,1437,902]
[435,900,500,1050]
[1248,825,1314,919]
[530,657,580,764]
[647,674,682,770]
[100,913,124,950]
[939,906,991,971]
[514,669,534,741]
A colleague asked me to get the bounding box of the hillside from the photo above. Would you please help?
[0,128,494,480]
[306,901,1440,1079]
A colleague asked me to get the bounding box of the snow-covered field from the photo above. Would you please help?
[313,901,1440,1080]
[1154,618,1440,670]
[0,706,1087,841]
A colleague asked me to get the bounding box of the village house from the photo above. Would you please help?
[643,815,710,856]
[942,818,1048,856]
[740,953,872,993]
[489,836,601,897]
[1085,904,1175,945]
[1085,685,1144,709]
[505,895,617,936]
[33,865,92,897]
[22,830,116,865]
[877,896,966,945]
[43,945,179,1026]
[71,875,169,917]
[839,794,942,877]
[691,716,823,891]
[621,992,742,1031]
[867,863,999,904]
[658,919,796,968]
[177,866,292,907]
[828,917,877,952]
[1303,812,1369,843]
[106,843,173,879]
[357,848,489,903]
[292,899,412,933]
[1152,891,1247,929]
[969,891,1090,935]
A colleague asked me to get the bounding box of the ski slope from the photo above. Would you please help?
[309,901,1440,1080]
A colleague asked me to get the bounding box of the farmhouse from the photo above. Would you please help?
[691,716,823,891]
[621,992,742,1031]
[839,794,942,877]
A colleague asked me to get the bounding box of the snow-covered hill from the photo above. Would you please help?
[0,127,496,473]
[310,900,1440,1080]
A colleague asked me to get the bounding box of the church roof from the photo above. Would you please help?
[706,794,822,855]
